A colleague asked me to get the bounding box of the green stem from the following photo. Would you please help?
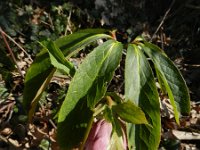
[28,68,56,123]
[80,115,94,150]
[105,96,115,108]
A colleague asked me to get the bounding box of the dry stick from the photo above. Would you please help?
[0,29,24,77]
[186,4,200,10]
[48,13,55,31]
[65,11,72,36]
[0,27,33,62]
[151,0,175,42]
[0,135,21,148]
[38,101,57,130]
[160,27,164,50]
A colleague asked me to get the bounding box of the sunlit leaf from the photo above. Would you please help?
[58,40,122,149]
[108,131,126,150]
[125,44,161,150]
[112,100,148,125]
[39,40,75,76]
[23,29,111,119]
[103,105,127,150]
[58,40,122,122]
[87,42,123,108]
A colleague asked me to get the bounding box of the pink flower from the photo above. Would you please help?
[84,119,127,150]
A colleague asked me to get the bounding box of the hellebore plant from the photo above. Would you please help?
[23,29,190,150]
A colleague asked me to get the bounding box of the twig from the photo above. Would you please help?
[184,64,200,67]
[0,28,24,77]
[65,11,72,36]
[151,0,175,41]
[160,27,164,50]
[49,119,57,129]
[0,134,8,143]
[48,13,55,31]
[38,101,57,130]
[186,4,200,10]
[0,27,33,62]
[0,135,21,148]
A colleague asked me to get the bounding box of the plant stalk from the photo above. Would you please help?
[80,115,94,150]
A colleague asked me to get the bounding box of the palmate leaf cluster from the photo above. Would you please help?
[23,29,190,150]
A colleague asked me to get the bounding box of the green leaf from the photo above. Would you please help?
[23,29,111,118]
[112,100,148,125]
[108,131,125,150]
[56,30,111,57]
[58,40,122,122]
[87,43,123,108]
[57,99,93,150]
[76,28,108,34]
[86,76,107,108]
[104,105,125,149]
[39,40,75,76]
[105,92,123,104]
[125,45,140,104]
[58,40,122,149]
[142,42,190,123]
[104,106,116,129]
[125,44,161,150]
[27,68,56,121]
[156,68,167,95]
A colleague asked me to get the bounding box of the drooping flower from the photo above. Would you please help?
[84,119,127,150]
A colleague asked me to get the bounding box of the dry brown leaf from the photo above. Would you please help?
[172,130,200,140]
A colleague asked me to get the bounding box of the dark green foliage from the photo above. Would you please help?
[142,42,190,122]
[58,40,123,148]
[58,100,93,149]
[23,29,110,120]
[23,29,190,149]
[0,1,196,149]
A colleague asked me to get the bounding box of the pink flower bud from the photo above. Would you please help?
[84,119,127,150]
